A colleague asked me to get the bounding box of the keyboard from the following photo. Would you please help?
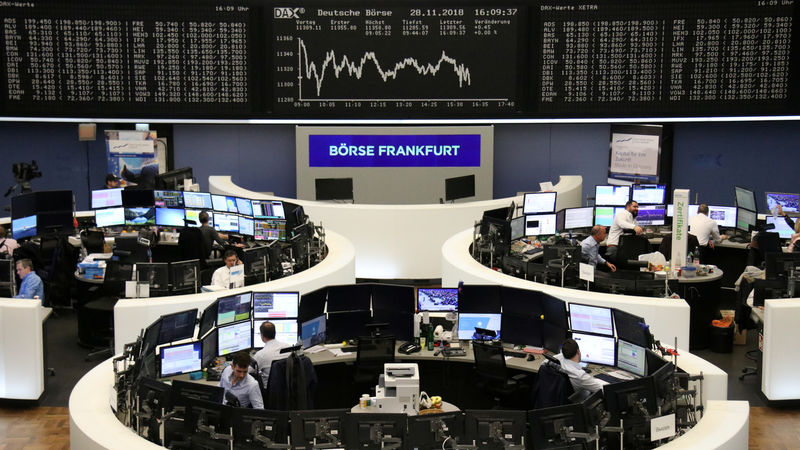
[595,373,624,383]
[340,346,357,353]
[504,350,528,358]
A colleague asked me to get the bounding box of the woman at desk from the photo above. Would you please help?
[775,206,800,252]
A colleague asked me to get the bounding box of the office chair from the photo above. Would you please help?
[746,232,782,268]
[0,258,15,297]
[472,342,529,409]
[178,227,209,268]
[78,260,132,361]
[532,360,575,409]
[265,352,318,410]
[354,336,396,391]
[81,230,106,255]
[615,235,652,270]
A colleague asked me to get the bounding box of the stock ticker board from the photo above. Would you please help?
[0,0,797,119]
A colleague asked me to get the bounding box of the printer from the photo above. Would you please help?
[374,363,420,415]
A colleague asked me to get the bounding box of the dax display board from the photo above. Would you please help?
[0,0,797,120]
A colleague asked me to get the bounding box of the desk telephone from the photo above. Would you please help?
[398,342,422,354]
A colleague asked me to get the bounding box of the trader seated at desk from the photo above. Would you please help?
[606,200,643,262]
[555,338,608,395]
[253,321,290,387]
[211,250,245,290]
[219,351,264,409]
[15,258,43,302]
[198,210,229,257]
[580,225,617,272]
[688,204,727,262]
[775,205,800,252]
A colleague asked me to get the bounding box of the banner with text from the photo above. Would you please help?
[309,134,481,167]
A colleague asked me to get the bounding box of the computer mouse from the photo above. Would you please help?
[526,354,535,362]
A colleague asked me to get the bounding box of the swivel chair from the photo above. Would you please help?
[472,342,529,409]
[80,230,106,255]
[178,227,208,268]
[746,232,782,268]
[615,235,652,270]
[532,360,574,409]
[266,352,318,410]
[78,260,132,360]
[354,335,396,392]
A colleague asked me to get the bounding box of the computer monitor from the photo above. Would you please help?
[12,215,37,240]
[593,206,625,227]
[315,178,354,201]
[457,312,501,340]
[571,332,616,366]
[766,192,800,214]
[170,259,199,294]
[528,404,589,449]
[631,184,666,205]
[155,167,193,191]
[230,409,289,448]
[666,203,699,218]
[95,207,125,227]
[135,262,170,294]
[170,379,224,407]
[509,215,525,241]
[326,284,371,312]
[635,204,666,226]
[325,310,371,343]
[216,292,252,326]
[568,303,614,336]
[214,213,239,233]
[242,245,268,284]
[210,195,228,212]
[407,412,463,449]
[182,192,213,210]
[462,410,525,449]
[602,376,658,422]
[253,318,298,348]
[124,207,156,226]
[201,329,218,368]
[238,216,254,236]
[523,192,557,214]
[372,284,415,313]
[153,190,184,209]
[736,207,755,232]
[141,318,162,359]
[458,285,502,313]
[198,301,218,338]
[254,218,287,241]
[708,205,738,228]
[617,339,647,377]
[542,324,567,352]
[155,208,185,227]
[372,310,414,341]
[595,185,631,206]
[541,292,568,329]
[417,288,458,312]
[92,188,123,209]
[344,412,407,449]
[735,185,757,211]
[500,286,543,317]
[299,288,327,323]
[766,216,795,239]
[525,213,557,236]
[300,314,326,349]
[252,200,286,219]
[445,174,476,201]
[765,252,800,280]
[613,309,649,348]
[184,209,212,228]
[159,341,202,378]
[289,409,348,449]
[252,291,299,319]
[501,313,542,348]
[121,189,154,207]
[562,207,594,231]
[650,360,676,409]
[233,198,253,216]
[217,321,252,355]
[157,308,198,345]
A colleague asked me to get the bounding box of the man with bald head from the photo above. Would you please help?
[580,225,616,272]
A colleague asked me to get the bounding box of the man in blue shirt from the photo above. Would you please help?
[219,351,264,408]
[580,226,616,272]
[15,258,44,301]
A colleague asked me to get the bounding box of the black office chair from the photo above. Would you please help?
[532,359,575,409]
[78,260,132,360]
[354,336,396,391]
[0,258,15,297]
[746,232,782,268]
[178,227,209,269]
[265,352,318,410]
[615,235,652,270]
[472,342,529,409]
[81,230,106,255]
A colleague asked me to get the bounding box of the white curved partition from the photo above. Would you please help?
[209,175,582,279]
[113,230,355,354]
[658,401,749,450]
[0,300,48,400]
[441,228,728,405]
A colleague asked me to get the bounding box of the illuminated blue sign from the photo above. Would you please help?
[309,134,481,167]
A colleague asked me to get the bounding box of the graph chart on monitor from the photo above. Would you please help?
[272,5,523,117]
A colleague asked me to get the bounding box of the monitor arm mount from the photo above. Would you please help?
[195,412,234,443]
[310,419,342,449]
[249,420,291,449]
[366,423,403,450]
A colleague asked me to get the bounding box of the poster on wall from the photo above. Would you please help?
[105,130,159,188]
[608,124,663,185]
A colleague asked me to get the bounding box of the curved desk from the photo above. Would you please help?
[209,175,583,280]
[113,230,356,354]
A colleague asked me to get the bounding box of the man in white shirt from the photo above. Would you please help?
[252,321,290,387]
[606,200,643,261]
[218,351,264,408]
[689,204,727,248]
[211,249,245,290]
[554,338,608,395]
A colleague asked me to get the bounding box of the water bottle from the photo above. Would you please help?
[693,246,700,266]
